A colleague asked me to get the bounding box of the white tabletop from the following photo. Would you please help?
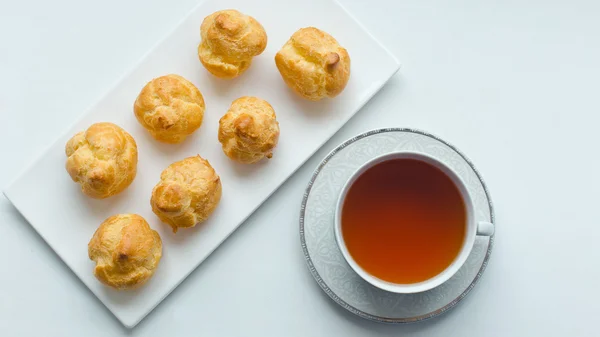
[1,0,598,336]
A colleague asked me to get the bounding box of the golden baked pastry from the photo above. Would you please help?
[88,214,162,290]
[198,9,267,79]
[65,122,138,199]
[151,155,222,232]
[275,27,351,101]
[134,74,205,144]
[218,96,280,164]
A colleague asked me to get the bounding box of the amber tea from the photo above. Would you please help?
[341,158,466,284]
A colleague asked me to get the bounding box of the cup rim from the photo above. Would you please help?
[333,150,476,294]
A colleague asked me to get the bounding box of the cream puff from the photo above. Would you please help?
[218,96,279,164]
[198,9,267,79]
[151,155,222,232]
[134,74,205,144]
[65,122,138,199]
[275,27,350,101]
[88,214,162,290]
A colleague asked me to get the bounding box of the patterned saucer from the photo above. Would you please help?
[300,128,495,323]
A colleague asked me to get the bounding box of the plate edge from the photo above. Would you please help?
[332,0,402,69]
[2,189,141,328]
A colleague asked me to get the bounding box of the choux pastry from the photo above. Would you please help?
[218,96,280,164]
[198,9,267,79]
[88,214,162,290]
[134,74,205,144]
[151,155,222,232]
[275,27,350,101]
[65,122,138,199]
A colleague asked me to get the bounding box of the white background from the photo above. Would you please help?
[0,0,598,336]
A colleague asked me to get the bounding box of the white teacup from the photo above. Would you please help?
[334,151,495,294]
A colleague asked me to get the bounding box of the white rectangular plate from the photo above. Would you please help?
[3,0,399,328]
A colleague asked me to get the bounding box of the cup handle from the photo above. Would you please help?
[477,221,495,236]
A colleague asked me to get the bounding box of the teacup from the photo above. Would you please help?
[334,151,494,293]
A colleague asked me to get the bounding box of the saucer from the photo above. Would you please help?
[300,128,495,323]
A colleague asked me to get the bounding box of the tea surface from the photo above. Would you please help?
[341,159,466,284]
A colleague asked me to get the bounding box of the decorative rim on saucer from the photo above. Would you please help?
[299,128,495,324]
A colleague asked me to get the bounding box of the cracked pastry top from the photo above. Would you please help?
[65,122,138,199]
[134,74,205,144]
[198,9,267,79]
[151,155,222,233]
[218,96,280,164]
[275,27,351,101]
[88,213,162,290]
